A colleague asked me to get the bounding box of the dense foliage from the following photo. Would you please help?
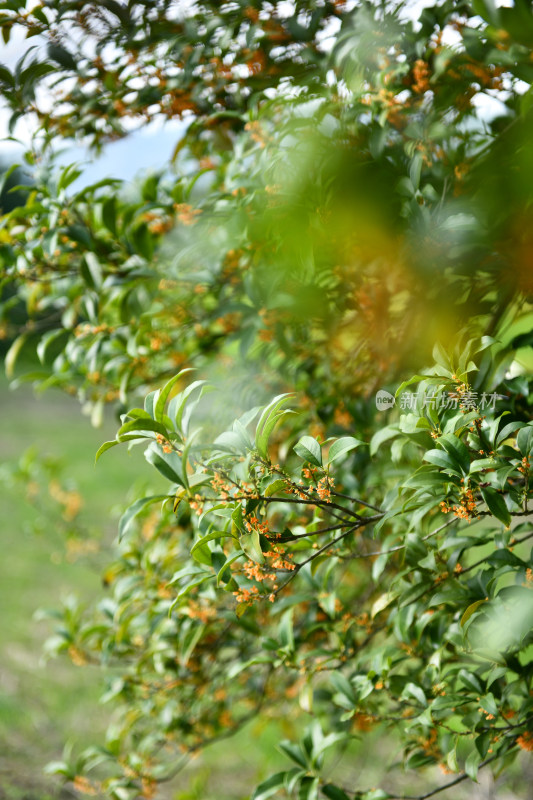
[2,0,533,798]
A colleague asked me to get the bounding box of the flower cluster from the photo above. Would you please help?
[412,59,430,93]
[517,731,533,751]
[184,601,217,624]
[244,515,270,535]
[232,585,259,604]
[210,472,233,500]
[155,433,173,454]
[189,494,204,515]
[518,457,530,475]
[316,476,334,501]
[440,479,477,520]
[173,203,202,225]
[294,469,334,502]
[243,560,276,582]
[264,547,295,571]
[244,120,269,148]
[48,479,83,522]
[74,323,113,337]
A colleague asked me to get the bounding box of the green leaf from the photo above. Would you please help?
[278,609,294,651]
[458,669,483,694]
[117,417,169,439]
[216,550,244,586]
[122,408,151,420]
[402,682,427,707]
[170,379,211,436]
[361,790,391,800]
[5,333,28,378]
[95,439,120,463]
[423,449,461,475]
[487,549,524,567]
[409,153,423,191]
[0,65,14,89]
[371,591,397,618]
[66,223,92,248]
[438,434,471,474]
[179,621,205,666]
[322,785,351,800]
[394,375,434,399]
[81,252,102,289]
[118,495,168,541]
[255,394,293,459]
[297,776,319,800]
[191,530,236,557]
[475,731,491,758]
[469,458,498,473]
[252,772,290,800]
[239,529,265,564]
[479,693,498,717]
[472,0,500,25]
[170,571,212,605]
[517,424,533,456]
[496,420,525,447]
[154,369,195,423]
[257,409,293,460]
[370,425,400,456]
[460,598,487,627]
[191,540,212,566]
[294,435,322,467]
[144,389,160,417]
[130,221,154,259]
[95,434,142,462]
[43,761,73,778]
[326,436,364,466]
[480,487,511,527]
[264,478,289,497]
[145,445,184,486]
[47,42,77,70]
[101,195,117,235]
[432,342,452,371]
[465,749,481,781]
[402,468,448,489]
[36,329,68,365]
[278,741,308,769]
[214,430,248,454]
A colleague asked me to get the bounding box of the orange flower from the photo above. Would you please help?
[173,203,202,225]
[413,59,430,93]
[73,776,99,796]
[517,731,533,751]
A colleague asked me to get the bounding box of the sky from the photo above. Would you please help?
[1,120,188,189]
[0,22,187,187]
[53,121,187,186]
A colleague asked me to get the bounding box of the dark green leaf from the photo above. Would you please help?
[294,435,322,467]
[145,446,184,485]
[481,487,511,527]
[119,495,168,541]
[326,436,365,466]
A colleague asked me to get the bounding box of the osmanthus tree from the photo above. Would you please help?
[1,0,533,798]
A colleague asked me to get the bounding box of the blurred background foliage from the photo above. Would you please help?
[2,0,533,420]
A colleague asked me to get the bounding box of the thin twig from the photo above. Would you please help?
[331,490,383,513]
